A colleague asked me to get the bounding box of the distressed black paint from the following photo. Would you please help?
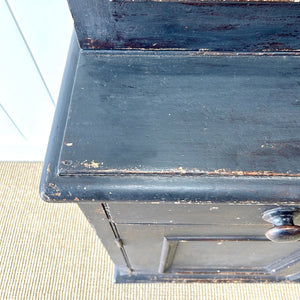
[68,0,300,51]
[59,52,300,176]
[40,3,300,283]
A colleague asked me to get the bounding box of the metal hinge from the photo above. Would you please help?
[101,203,133,272]
[115,237,124,248]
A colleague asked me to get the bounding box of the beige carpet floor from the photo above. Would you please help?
[0,162,300,299]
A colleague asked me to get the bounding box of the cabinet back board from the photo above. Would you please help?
[67,0,300,51]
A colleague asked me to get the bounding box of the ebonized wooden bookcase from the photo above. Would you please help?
[40,0,300,282]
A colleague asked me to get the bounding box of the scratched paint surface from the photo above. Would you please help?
[69,1,300,51]
[59,52,300,176]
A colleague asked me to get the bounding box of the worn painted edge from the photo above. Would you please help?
[113,0,300,3]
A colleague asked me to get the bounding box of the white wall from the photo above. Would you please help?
[0,0,73,160]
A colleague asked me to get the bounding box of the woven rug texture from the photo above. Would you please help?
[0,162,299,299]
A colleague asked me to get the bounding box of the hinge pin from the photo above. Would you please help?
[115,238,123,248]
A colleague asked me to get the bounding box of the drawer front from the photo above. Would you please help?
[107,203,300,225]
[117,223,300,280]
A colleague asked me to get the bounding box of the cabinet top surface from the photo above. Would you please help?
[58,52,300,177]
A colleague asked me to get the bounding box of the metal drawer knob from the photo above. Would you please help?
[262,207,300,243]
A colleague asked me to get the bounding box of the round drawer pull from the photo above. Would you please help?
[262,207,300,243]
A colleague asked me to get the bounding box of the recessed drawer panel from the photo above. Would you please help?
[118,224,300,280]
[107,203,300,225]
[160,237,298,274]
